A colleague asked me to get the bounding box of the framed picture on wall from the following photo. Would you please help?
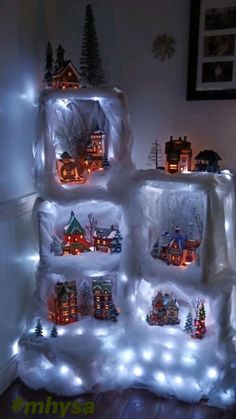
[187,0,236,100]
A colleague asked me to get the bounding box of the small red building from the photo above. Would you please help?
[48,281,78,325]
[63,211,90,255]
[51,61,80,90]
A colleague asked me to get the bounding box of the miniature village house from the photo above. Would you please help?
[63,211,90,255]
[195,150,222,174]
[147,291,180,326]
[92,278,119,321]
[48,281,78,325]
[47,44,80,90]
[165,136,192,173]
[93,225,117,252]
[154,227,200,267]
[57,152,85,184]
[56,129,107,184]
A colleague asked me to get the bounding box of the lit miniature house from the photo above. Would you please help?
[146,291,180,326]
[153,226,200,267]
[195,150,222,174]
[49,45,80,90]
[63,211,90,255]
[57,152,85,184]
[56,129,107,184]
[48,281,78,325]
[93,225,117,252]
[92,278,119,321]
[165,136,192,173]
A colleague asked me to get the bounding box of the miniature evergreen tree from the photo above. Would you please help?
[147,139,164,169]
[198,302,206,335]
[78,280,91,315]
[80,4,105,87]
[50,324,58,338]
[151,238,159,259]
[43,42,54,84]
[50,235,63,256]
[102,153,110,169]
[192,302,206,339]
[109,303,119,322]
[56,44,65,70]
[184,311,194,333]
[110,229,122,253]
[34,319,43,337]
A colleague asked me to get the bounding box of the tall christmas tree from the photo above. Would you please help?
[34,319,43,337]
[43,42,53,85]
[80,4,105,87]
[184,311,194,333]
[56,44,65,70]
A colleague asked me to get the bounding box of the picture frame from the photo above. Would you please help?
[187,0,236,100]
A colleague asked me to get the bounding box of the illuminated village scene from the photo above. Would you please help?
[50,210,122,256]
[47,277,119,325]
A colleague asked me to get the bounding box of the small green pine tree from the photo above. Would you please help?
[184,311,194,333]
[43,42,53,84]
[34,319,43,337]
[50,325,58,338]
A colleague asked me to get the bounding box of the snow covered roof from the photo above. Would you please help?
[64,211,85,235]
[94,227,116,239]
[52,61,80,79]
[195,150,222,161]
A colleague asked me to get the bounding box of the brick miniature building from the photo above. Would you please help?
[48,281,78,325]
[92,278,119,320]
[165,136,192,173]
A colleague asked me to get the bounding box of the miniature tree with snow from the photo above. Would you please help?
[50,235,64,256]
[147,139,164,169]
[78,280,92,315]
[34,319,43,337]
[85,213,97,244]
[151,238,159,259]
[80,4,105,87]
[43,42,53,85]
[50,325,58,338]
[110,229,122,253]
[102,153,110,169]
[184,311,194,334]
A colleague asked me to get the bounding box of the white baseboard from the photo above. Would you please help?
[0,356,17,395]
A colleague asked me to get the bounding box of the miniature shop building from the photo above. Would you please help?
[63,211,90,254]
[48,281,78,325]
[147,291,180,326]
[165,136,192,173]
[93,226,117,252]
[158,227,200,266]
[86,130,105,172]
[92,279,113,319]
[195,150,222,174]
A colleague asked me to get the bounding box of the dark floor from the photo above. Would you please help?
[0,379,235,419]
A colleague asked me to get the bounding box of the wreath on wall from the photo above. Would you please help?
[152,34,176,61]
